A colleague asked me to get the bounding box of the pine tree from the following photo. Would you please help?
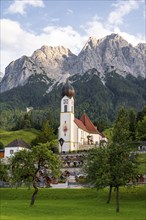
[112,107,130,144]
[129,109,136,141]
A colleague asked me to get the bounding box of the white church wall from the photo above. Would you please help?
[59,95,75,152]
[83,131,89,144]
[78,128,82,144]
[92,134,100,145]
[61,143,70,153]
[60,113,70,141]
[61,96,74,113]
[72,123,79,151]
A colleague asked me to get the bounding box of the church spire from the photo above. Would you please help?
[61,79,75,98]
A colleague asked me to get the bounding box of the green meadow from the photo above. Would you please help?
[0,186,145,220]
[0,129,41,146]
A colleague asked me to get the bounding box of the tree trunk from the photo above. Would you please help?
[30,179,38,206]
[30,161,41,206]
[116,186,119,212]
[107,185,112,203]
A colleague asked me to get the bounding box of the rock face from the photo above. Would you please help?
[0,72,3,83]
[0,56,45,92]
[31,45,77,77]
[78,34,146,77]
[0,34,145,92]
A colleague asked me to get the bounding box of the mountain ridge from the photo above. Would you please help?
[0,33,146,93]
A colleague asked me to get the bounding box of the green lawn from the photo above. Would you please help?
[0,186,146,220]
[0,129,41,146]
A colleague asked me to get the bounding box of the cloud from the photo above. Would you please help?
[67,9,73,15]
[43,25,83,52]
[144,7,146,19]
[0,19,85,74]
[81,15,111,39]
[6,0,44,15]
[113,27,145,45]
[0,19,40,72]
[51,18,60,22]
[108,0,140,26]
[82,15,145,45]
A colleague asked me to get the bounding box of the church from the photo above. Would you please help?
[58,80,107,153]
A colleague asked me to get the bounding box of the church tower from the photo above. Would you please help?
[59,79,75,153]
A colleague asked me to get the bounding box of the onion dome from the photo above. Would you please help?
[61,79,75,98]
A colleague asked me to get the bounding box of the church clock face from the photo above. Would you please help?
[63,99,68,104]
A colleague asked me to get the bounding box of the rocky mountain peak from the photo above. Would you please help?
[136,43,146,51]
[46,45,72,55]
[101,33,130,48]
[0,33,145,93]
[31,45,77,79]
[78,33,145,78]
[82,36,98,50]
[32,45,71,63]
[106,33,123,40]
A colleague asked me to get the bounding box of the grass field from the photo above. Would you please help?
[0,186,146,220]
[0,129,41,146]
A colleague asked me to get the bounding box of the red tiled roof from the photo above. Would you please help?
[75,113,105,137]
[80,113,99,134]
[74,118,88,132]
[74,113,103,135]
[5,139,30,148]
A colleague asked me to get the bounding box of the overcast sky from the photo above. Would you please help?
[1,0,145,75]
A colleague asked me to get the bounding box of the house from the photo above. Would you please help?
[0,149,4,159]
[58,80,107,153]
[5,139,30,158]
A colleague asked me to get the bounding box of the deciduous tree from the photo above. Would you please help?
[10,144,61,206]
[0,160,9,182]
[84,107,138,212]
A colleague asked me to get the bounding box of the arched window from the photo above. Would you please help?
[64,105,67,112]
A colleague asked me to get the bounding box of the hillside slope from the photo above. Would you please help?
[0,128,41,146]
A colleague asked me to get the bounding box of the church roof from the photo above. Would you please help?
[74,118,88,132]
[61,79,75,98]
[75,113,105,136]
[80,113,99,133]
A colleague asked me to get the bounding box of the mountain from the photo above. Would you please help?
[78,34,146,77]
[0,33,145,93]
[0,47,77,92]
[0,34,146,130]
[0,72,3,83]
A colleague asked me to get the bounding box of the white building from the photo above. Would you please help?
[58,80,107,153]
[5,139,30,158]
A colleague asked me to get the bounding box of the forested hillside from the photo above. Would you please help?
[0,70,146,131]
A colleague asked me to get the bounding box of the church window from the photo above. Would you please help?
[64,105,67,112]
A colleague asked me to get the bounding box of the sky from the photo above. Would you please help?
[0,0,145,75]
